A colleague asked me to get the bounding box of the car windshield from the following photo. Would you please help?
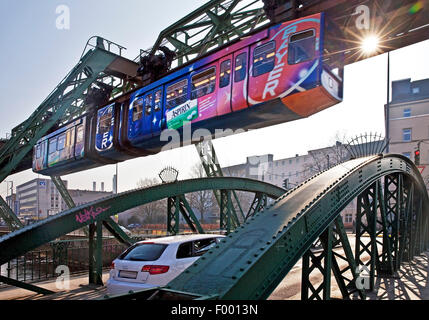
[119,243,167,261]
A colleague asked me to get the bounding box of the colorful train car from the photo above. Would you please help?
[33,12,344,176]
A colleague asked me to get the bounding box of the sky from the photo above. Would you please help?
[1,0,429,197]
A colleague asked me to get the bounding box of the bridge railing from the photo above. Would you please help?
[0,239,126,289]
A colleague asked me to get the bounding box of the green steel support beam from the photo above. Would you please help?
[164,155,428,300]
[167,197,180,235]
[0,177,285,267]
[0,196,23,231]
[52,176,133,245]
[178,195,205,234]
[0,48,119,184]
[332,216,366,300]
[0,275,54,295]
[88,221,103,286]
[147,0,267,68]
[95,222,104,285]
[301,224,333,300]
[376,179,395,276]
[195,141,245,224]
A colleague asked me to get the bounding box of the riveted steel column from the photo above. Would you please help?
[384,174,402,271]
[332,216,366,299]
[376,180,395,276]
[301,224,333,300]
[88,223,95,284]
[167,197,180,235]
[220,190,234,234]
[178,195,205,234]
[95,221,103,285]
[246,192,268,220]
[355,183,378,291]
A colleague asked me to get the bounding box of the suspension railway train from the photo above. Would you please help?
[33,12,344,176]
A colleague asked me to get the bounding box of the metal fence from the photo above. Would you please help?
[0,238,127,287]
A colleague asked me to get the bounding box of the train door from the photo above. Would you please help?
[189,62,218,122]
[165,77,190,130]
[47,136,59,167]
[141,92,153,139]
[75,120,86,159]
[248,40,277,104]
[231,48,249,112]
[151,87,163,136]
[217,55,233,116]
[33,140,48,171]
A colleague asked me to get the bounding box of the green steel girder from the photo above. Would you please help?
[162,154,429,300]
[167,195,205,235]
[0,177,285,266]
[0,196,23,231]
[195,141,246,225]
[148,0,268,67]
[51,176,134,245]
[0,275,54,296]
[301,215,365,300]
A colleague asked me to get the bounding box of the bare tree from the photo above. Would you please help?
[187,163,217,223]
[135,177,167,224]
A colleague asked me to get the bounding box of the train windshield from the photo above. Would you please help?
[323,19,345,80]
[288,30,316,65]
[99,112,112,134]
[132,98,144,121]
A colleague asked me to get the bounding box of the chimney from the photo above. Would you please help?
[93,182,96,192]
[101,182,104,192]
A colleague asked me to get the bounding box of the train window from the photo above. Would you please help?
[132,98,144,121]
[99,112,112,134]
[166,79,188,109]
[253,41,276,77]
[288,30,315,65]
[191,67,216,99]
[154,90,162,112]
[57,134,66,151]
[48,138,57,154]
[234,53,247,82]
[144,94,153,115]
[219,60,231,88]
[36,145,41,159]
[76,125,84,143]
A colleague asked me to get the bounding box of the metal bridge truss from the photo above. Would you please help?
[103,154,428,300]
[0,37,140,231]
[0,177,285,294]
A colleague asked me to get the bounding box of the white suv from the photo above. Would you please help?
[106,234,224,296]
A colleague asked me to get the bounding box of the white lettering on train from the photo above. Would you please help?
[262,26,297,100]
[102,132,109,149]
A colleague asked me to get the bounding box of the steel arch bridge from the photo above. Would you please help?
[103,154,429,300]
[0,154,428,300]
[0,176,285,291]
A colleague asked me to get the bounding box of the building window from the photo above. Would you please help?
[403,108,411,118]
[403,128,412,142]
[344,214,353,223]
[413,87,420,94]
